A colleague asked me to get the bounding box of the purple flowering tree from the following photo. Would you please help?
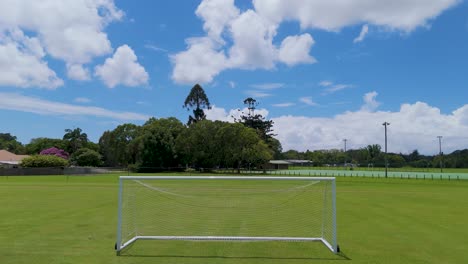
[40,147,70,160]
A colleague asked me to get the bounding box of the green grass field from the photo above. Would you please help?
[241,167,468,180]
[1,174,467,264]
[289,166,468,173]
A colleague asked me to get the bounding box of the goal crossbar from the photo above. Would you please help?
[116,176,337,254]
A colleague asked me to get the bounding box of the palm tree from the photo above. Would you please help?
[63,128,88,153]
[366,144,381,166]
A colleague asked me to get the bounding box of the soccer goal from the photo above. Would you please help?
[116,176,338,254]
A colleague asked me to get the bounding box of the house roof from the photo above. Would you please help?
[0,150,29,162]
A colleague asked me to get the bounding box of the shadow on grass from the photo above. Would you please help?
[118,241,352,262]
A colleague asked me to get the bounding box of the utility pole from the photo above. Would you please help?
[382,122,390,178]
[437,136,443,173]
[343,139,347,168]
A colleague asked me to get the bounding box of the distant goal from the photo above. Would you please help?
[116,176,338,254]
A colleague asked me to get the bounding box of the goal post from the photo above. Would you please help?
[116,176,338,254]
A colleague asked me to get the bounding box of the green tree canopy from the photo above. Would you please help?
[70,148,102,167]
[176,120,272,171]
[0,133,25,154]
[134,117,185,169]
[25,137,66,155]
[63,128,89,154]
[237,98,274,140]
[175,120,226,168]
[217,122,272,171]
[99,123,139,166]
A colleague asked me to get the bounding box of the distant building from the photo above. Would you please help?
[0,150,29,168]
[261,160,292,170]
[284,160,313,167]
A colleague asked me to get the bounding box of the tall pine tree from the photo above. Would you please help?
[183,84,211,126]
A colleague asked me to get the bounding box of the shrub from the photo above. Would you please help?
[70,148,102,167]
[40,147,69,159]
[21,155,69,167]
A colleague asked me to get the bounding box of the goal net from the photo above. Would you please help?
[116,176,337,254]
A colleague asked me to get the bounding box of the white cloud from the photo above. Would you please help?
[252,0,459,32]
[195,0,240,42]
[278,34,316,66]
[144,44,168,53]
[0,30,63,89]
[201,97,468,155]
[0,0,123,63]
[250,83,284,89]
[0,93,149,120]
[319,81,333,87]
[74,97,91,103]
[354,24,369,43]
[320,81,353,94]
[228,10,278,70]
[274,101,468,155]
[67,64,90,81]
[245,90,273,98]
[206,105,270,123]
[174,0,459,84]
[171,1,316,84]
[229,81,236,88]
[0,0,125,87]
[95,45,149,88]
[171,37,228,84]
[300,97,318,106]
[327,84,352,93]
[205,105,234,122]
[273,102,295,107]
[361,91,381,112]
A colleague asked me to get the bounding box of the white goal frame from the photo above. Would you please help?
[116,176,337,254]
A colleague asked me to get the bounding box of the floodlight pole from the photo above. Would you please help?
[437,136,443,173]
[343,139,347,168]
[382,122,390,178]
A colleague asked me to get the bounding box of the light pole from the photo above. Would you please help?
[343,139,347,168]
[437,136,443,173]
[382,122,390,178]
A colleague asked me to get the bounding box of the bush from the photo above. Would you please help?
[70,148,102,167]
[21,155,69,167]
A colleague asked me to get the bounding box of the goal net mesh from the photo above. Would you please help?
[118,177,336,252]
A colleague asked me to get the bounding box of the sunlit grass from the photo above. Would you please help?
[0,174,467,264]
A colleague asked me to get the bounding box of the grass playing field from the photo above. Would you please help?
[1,174,467,264]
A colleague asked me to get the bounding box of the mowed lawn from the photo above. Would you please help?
[0,174,467,264]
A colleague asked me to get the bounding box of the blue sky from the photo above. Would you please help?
[1,0,468,154]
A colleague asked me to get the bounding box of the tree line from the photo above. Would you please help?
[281,145,468,169]
[1,84,281,170]
[2,83,468,169]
